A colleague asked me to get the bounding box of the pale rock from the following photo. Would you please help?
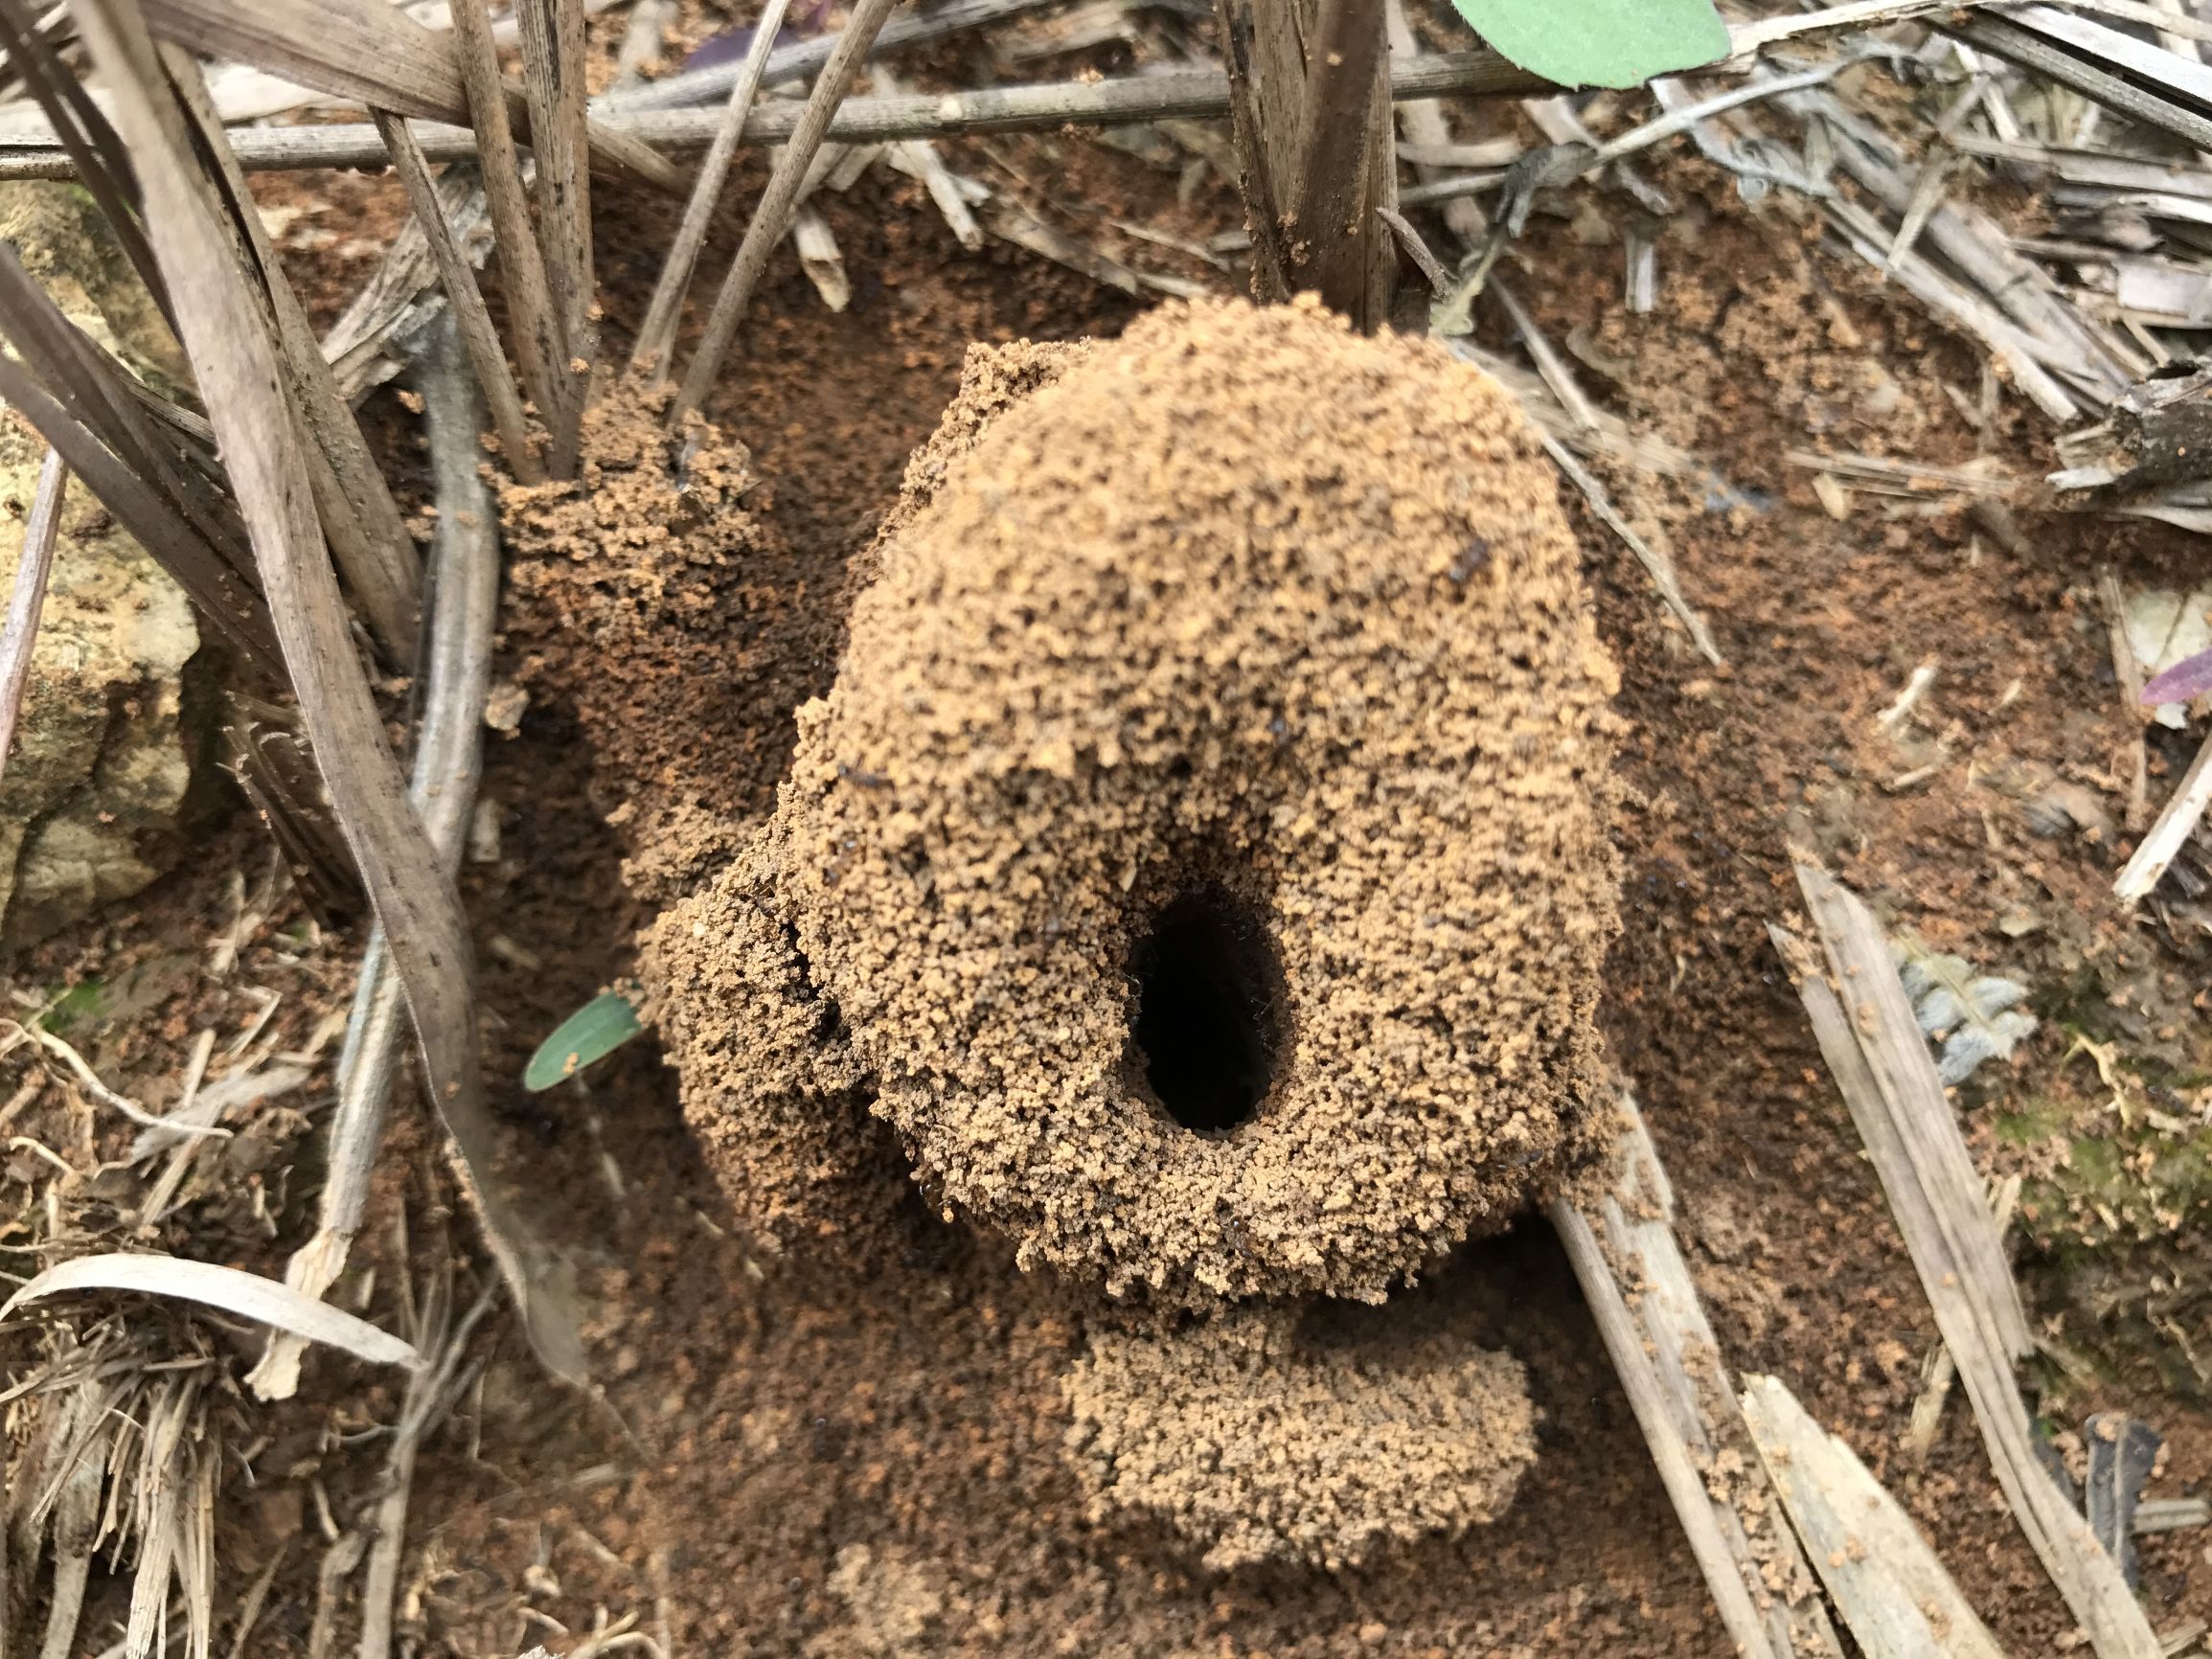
[0,182,203,948]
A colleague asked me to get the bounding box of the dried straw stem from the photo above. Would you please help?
[163,42,423,667]
[75,0,582,1382]
[448,0,580,475]
[628,0,791,380]
[373,110,539,483]
[250,315,504,1401]
[514,0,593,364]
[0,52,1553,177]
[672,0,901,422]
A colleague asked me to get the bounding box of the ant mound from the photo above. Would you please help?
[1062,1305,1537,1571]
[649,296,1621,1300]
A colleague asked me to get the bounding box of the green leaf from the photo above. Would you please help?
[1451,0,1729,90]
[524,987,645,1092]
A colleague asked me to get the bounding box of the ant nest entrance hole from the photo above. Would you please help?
[1127,885,1287,1137]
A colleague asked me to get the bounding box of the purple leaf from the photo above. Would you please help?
[2143,645,2212,705]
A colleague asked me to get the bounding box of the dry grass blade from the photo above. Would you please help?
[15,1019,229,1137]
[514,0,593,370]
[673,0,901,421]
[357,1274,495,1659]
[34,1383,106,1659]
[0,241,255,574]
[138,0,680,192]
[0,353,282,678]
[1553,1194,1787,1658]
[1950,11,2212,156]
[372,113,538,483]
[75,0,584,1383]
[627,0,792,379]
[2099,565,2153,830]
[0,240,286,676]
[0,445,66,787]
[1784,87,2134,405]
[1539,434,1724,666]
[1778,867,2160,1659]
[323,164,489,400]
[221,693,361,914]
[449,0,579,475]
[253,319,503,1401]
[602,0,1051,111]
[163,44,423,668]
[1822,193,2082,422]
[1789,870,2029,1356]
[2114,727,2212,902]
[3,1255,422,1369]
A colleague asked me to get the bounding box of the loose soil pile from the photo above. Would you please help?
[651,296,1623,1307]
[1064,1305,1538,1571]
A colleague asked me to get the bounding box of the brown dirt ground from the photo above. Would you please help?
[7,18,2212,1659]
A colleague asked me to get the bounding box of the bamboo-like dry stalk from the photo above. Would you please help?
[1779,867,2159,1659]
[449,0,581,475]
[514,0,593,369]
[251,315,504,1402]
[0,53,1556,177]
[0,0,170,327]
[0,265,285,676]
[162,42,423,667]
[0,243,254,580]
[1551,1092,1844,1659]
[137,0,681,192]
[74,0,583,1384]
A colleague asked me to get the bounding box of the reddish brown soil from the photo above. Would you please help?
[8,37,2211,1659]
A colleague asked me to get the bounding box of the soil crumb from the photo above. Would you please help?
[501,377,819,874]
[651,296,1623,1305]
[1063,1304,1538,1571]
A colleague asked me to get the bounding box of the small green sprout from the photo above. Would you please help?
[523,981,647,1092]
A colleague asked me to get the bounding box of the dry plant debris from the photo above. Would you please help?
[1551,1090,1843,1659]
[1742,1374,2012,1659]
